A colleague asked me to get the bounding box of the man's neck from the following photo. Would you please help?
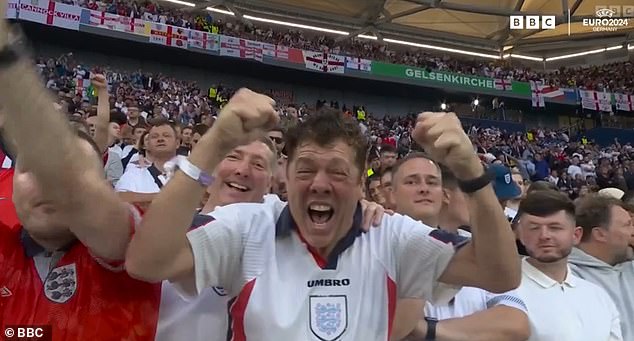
[527,257,569,283]
[418,215,439,228]
[152,154,175,172]
[577,243,616,266]
[437,214,466,234]
[128,117,139,125]
[28,231,76,253]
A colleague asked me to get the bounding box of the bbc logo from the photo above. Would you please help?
[510,15,556,29]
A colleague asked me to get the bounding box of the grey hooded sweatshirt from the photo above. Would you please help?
[568,248,634,341]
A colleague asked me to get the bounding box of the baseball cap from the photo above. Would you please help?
[490,164,521,201]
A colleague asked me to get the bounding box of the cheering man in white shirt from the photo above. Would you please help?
[515,190,622,341]
[126,89,521,340]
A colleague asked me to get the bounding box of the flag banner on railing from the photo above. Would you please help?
[149,23,188,49]
[118,16,147,35]
[541,85,565,99]
[262,43,276,57]
[189,31,219,51]
[615,93,633,112]
[345,57,372,72]
[529,80,545,108]
[19,0,82,30]
[303,51,345,73]
[219,36,263,62]
[494,78,512,91]
[87,10,119,29]
[580,90,613,112]
[5,0,18,19]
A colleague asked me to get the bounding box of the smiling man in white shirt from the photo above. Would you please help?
[515,190,622,341]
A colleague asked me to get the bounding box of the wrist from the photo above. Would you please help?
[453,158,485,180]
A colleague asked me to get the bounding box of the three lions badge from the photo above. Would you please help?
[44,263,77,303]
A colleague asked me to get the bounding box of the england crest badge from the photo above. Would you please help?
[44,263,77,303]
[309,295,348,341]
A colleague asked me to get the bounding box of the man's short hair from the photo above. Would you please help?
[285,107,367,178]
[527,180,557,193]
[391,152,438,181]
[518,190,575,221]
[147,117,177,136]
[69,116,90,134]
[193,123,209,136]
[132,124,149,134]
[380,144,396,155]
[575,194,626,242]
[76,129,102,158]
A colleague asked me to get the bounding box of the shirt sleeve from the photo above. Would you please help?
[394,218,460,305]
[182,209,245,297]
[484,289,528,313]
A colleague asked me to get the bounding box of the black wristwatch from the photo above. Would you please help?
[457,165,493,194]
[0,46,20,68]
[425,317,438,340]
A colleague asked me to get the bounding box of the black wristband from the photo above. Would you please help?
[425,317,438,340]
[457,165,493,194]
[0,46,20,68]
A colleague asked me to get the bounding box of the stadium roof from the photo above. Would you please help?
[194,0,634,60]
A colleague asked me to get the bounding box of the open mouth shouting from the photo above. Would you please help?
[308,203,335,226]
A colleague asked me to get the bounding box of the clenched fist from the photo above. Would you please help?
[212,88,278,151]
[90,74,108,92]
[412,112,483,180]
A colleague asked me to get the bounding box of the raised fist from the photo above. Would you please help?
[90,74,108,91]
[412,112,483,179]
[212,88,278,151]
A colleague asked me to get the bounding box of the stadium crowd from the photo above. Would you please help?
[2,5,634,341]
[55,0,634,93]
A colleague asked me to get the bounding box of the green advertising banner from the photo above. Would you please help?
[371,61,533,96]
[371,61,494,90]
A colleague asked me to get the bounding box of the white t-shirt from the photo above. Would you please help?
[115,164,167,194]
[567,165,582,179]
[425,287,527,320]
[517,258,622,341]
[178,199,459,340]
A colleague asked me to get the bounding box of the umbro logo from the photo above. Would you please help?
[0,286,12,297]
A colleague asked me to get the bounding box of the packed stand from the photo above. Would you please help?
[53,0,634,93]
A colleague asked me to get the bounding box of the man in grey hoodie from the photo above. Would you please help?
[568,194,634,341]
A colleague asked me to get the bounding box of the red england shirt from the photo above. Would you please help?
[0,211,161,340]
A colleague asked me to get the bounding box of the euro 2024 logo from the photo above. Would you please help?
[583,6,631,32]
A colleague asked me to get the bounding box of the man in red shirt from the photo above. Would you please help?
[0,133,19,229]
[0,13,160,340]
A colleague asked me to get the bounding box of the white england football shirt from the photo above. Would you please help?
[179,198,460,340]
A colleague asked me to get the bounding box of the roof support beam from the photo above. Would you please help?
[403,0,544,17]
[376,5,431,24]
[569,0,583,15]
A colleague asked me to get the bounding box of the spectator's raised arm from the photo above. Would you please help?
[91,74,111,154]
[412,112,521,293]
[126,88,278,283]
[0,15,134,262]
